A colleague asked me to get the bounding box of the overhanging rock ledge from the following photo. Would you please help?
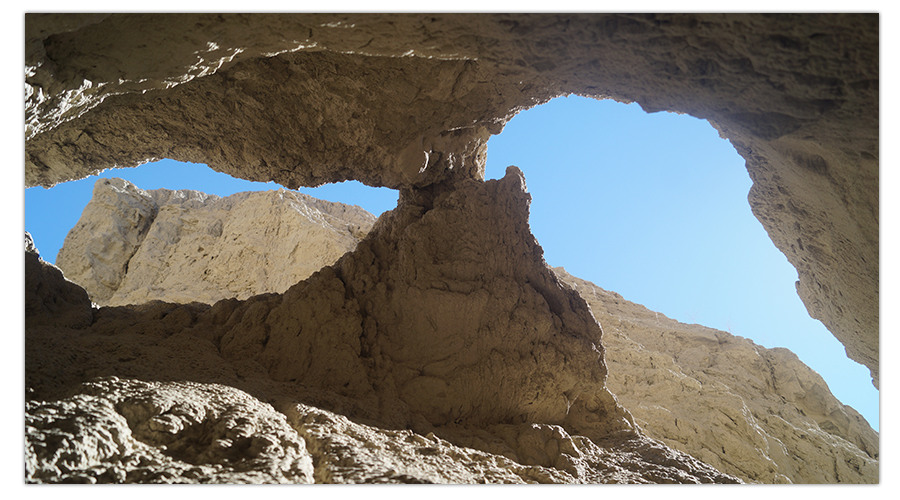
[24,13,878,483]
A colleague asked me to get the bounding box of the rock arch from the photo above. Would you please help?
[26,13,878,387]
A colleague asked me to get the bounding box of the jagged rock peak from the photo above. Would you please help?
[26,174,740,484]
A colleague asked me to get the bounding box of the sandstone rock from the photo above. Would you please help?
[553,267,878,483]
[211,167,636,437]
[281,402,578,484]
[24,12,880,484]
[55,178,159,304]
[26,377,315,483]
[57,177,376,306]
[23,14,879,386]
[25,374,734,484]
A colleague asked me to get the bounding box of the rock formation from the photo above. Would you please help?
[25,231,93,329]
[49,180,878,483]
[25,13,879,483]
[26,172,740,484]
[24,14,879,387]
[56,178,375,306]
[555,269,878,483]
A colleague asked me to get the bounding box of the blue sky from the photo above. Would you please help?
[23,95,878,431]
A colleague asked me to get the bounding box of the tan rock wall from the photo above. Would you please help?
[56,178,375,306]
[48,179,878,483]
[25,173,740,482]
[554,268,877,483]
[24,13,879,484]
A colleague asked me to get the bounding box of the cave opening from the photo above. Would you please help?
[483,95,878,431]
[22,95,877,431]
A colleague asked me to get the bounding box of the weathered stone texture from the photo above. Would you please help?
[25,205,739,483]
[554,268,878,484]
[25,13,878,483]
[46,179,878,484]
[25,13,878,387]
[56,178,375,306]
[26,377,315,483]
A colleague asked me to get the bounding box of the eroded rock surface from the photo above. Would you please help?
[26,378,315,484]
[24,14,879,385]
[56,178,375,306]
[26,171,740,484]
[25,375,732,484]
[554,268,878,484]
[25,12,879,484]
[47,180,877,483]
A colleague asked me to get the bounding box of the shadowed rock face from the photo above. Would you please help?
[24,13,878,483]
[25,231,93,329]
[25,13,878,387]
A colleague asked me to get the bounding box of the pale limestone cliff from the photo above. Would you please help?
[57,178,375,306]
[48,181,878,484]
[553,268,878,484]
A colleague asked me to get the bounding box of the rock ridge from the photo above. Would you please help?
[25,13,879,484]
[27,172,741,483]
[56,177,376,307]
[553,267,877,483]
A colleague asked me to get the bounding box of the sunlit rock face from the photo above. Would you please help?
[56,178,375,306]
[555,269,878,484]
[25,13,878,483]
[25,172,739,484]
